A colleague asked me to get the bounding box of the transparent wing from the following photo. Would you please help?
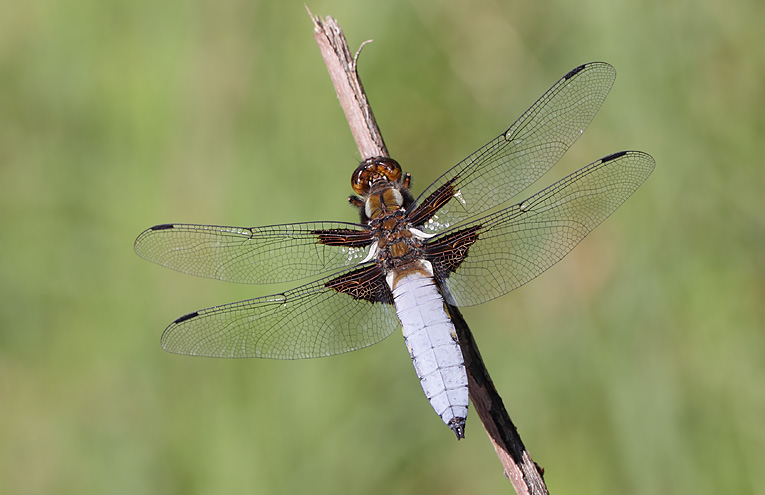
[134,221,372,284]
[161,268,399,359]
[433,151,655,307]
[415,62,617,233]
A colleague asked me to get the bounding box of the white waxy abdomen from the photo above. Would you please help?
[387,261,469,437]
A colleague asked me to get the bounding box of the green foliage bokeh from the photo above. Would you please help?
[1,0,763,494]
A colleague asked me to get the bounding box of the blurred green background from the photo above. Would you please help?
[1,0,763,493]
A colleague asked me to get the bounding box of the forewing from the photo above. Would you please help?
[161,266,399,359]
[414,62,617,233]
[433,151,655,307]
[134,222,372,284]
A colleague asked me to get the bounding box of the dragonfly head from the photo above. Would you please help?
[350,157,414,222]
[351,157,404,196]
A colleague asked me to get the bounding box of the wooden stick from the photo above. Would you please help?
[308,10,549,495]
[448,304,549,494]
[309,7,388,159]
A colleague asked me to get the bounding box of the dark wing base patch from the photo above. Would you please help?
[324,265,393,304]
[424,226,481,280]
[408,177,459,227]
[313,228,374,247]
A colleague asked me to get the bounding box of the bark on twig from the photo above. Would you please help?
[307,9,549,495]
[309,8,387,159]
[448,304,548,494]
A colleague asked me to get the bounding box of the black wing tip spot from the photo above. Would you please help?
[563,62,614,80]
[151,223,175,231]
[602,151,628,163]
[173,311,199,324]
[564,64,587,80]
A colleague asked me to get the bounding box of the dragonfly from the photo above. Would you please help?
[135,62,654,439]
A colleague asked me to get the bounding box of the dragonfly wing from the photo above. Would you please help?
[134,221,373,285]
[414,62,617,233]
[426,151,655,307]
[161,264,400,359]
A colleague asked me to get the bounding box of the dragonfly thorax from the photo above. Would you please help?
[364,187,404,219]
[365,209,434,274]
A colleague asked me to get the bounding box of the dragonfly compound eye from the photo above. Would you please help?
[351,157,403,195]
